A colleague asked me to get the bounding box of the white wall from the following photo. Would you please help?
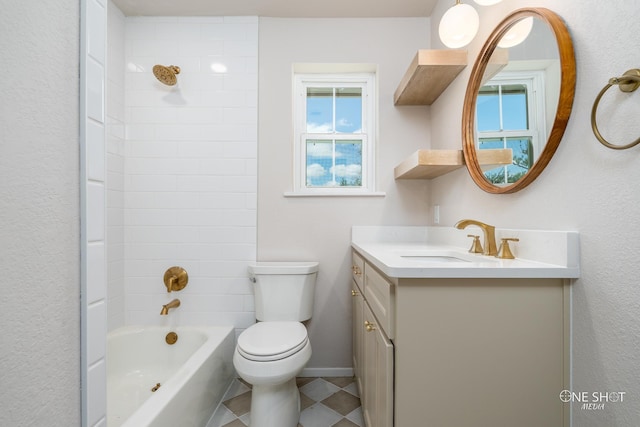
[429,0,640,424]
[0,2,82,426]
[258,17,432,373]
[118,16,258,331]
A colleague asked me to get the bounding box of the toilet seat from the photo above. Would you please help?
[237,321,308,362]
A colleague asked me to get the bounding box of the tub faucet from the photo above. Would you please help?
[454,219,498,256]
[160,299,181,315]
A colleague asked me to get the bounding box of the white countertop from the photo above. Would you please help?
[352,226,580,279]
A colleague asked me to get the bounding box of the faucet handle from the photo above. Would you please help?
[466,234,484,254]
[496,238,519,259]
[164,266,188,293]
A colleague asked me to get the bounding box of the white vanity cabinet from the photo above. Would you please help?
[352,248,570,427]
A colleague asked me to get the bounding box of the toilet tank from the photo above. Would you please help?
[248,262,319,321]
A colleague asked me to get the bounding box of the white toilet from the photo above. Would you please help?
[233,261,319,427]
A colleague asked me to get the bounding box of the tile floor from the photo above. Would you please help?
[207,377,363,427]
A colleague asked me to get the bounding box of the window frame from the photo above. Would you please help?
[288,72,380,197]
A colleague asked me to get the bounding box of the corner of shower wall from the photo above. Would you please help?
[81,0,108,425]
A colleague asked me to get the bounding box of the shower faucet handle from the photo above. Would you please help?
[163,266,188,292]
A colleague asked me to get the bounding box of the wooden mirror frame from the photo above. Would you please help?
[462,8,576,194]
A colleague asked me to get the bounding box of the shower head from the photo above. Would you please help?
[153,64,180,86]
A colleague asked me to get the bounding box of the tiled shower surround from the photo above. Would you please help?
[107,11,258,333]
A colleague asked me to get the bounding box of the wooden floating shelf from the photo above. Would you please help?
[394,150,463,179]
[477,148,513,172]
[394,50,468,106]
[482,48,509,85]
[394,149,513,180]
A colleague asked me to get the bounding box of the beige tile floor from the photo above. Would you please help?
[207,377,363,427]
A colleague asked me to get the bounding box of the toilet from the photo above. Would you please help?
[233,261,319,427]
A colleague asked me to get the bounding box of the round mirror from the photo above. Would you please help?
[462,8,576,193]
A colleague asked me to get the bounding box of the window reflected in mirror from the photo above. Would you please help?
[476,75,544,184]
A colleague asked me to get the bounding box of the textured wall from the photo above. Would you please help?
[0,2,81,426]
[428,0,640,424]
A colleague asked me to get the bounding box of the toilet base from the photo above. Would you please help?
[249,378,300,427]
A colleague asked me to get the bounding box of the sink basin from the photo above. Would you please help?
[394,250,496,263]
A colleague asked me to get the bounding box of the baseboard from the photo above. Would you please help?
[299,367,354,378]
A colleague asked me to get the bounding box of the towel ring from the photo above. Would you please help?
[591,68,640,150]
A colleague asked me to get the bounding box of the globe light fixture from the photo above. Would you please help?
[473,0,503,5]
[439,0,480,49]
[498,17,534,48]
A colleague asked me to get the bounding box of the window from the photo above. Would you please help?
[476,71,546,185]
[289,72,379,196]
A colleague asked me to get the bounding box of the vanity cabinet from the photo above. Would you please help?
[351,251,394,427]
[351,249,569,427]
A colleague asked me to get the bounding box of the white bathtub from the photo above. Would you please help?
[107,325,235,427]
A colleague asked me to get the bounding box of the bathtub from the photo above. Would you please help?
[107,325,235,427]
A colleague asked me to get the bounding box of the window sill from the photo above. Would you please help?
[284,190,386,198]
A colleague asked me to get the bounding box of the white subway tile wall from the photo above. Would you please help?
[120,16,258,331]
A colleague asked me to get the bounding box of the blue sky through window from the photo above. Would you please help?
[477,82,532,184]
[305,87,363,187]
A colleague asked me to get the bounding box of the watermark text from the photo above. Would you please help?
[559,390,626,411]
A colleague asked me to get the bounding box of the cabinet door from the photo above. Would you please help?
[363,262,395,339]
[352,280,364,396]
[363,304,394,427]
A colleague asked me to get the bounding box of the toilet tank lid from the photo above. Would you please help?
[249,261,319,275]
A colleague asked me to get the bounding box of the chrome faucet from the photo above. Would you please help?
[160,299,181,315]
[454,219,498,256]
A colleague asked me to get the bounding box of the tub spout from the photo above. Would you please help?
[160,299,181,315]
[454,219,497,256]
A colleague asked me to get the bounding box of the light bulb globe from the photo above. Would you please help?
[439,3,480,49]
[473,0,503,5]
[498,17,534,48]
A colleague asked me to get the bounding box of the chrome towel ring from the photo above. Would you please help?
[591,68,640,150]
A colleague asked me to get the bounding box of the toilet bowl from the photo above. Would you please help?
[233,322,312,427]
[233,262,318,427]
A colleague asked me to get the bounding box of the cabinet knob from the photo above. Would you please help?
[352,265,362,276]
[351,289,360,297]
[364,320,376,332]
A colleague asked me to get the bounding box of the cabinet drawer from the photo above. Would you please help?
[352,251,365,292]
[364,264,395,339]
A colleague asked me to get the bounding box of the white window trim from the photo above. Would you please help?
[285,72,383,197]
